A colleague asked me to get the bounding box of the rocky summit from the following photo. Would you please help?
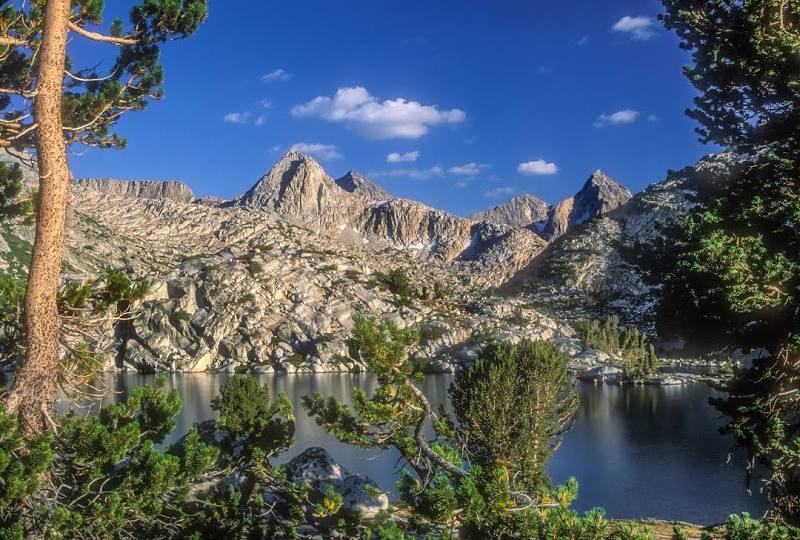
[540,170,632,240]
[334,170,392,202]
[0,149,727,378]
[468,194,550,228]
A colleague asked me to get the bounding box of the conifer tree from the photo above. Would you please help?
[0,0,207,436]
[450,340,578,493]
[660,0,799,522]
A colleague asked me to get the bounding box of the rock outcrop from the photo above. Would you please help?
[77,178,196,203]
[285,447,389,520]
[541,170,632,240]
[469,194,550,228]
[334,170,391,202]
[0,147,721,377]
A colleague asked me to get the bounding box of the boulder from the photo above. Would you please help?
[339,473,389,520]
[284,447,389,521]
[578,365,624,383]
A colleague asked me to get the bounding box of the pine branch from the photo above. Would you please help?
[67,22,137,46]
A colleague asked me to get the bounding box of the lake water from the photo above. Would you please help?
[83,372,768,525]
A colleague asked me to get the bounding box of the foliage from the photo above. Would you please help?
[305,314,583,538]
[210,373,295,464]
[0,273,24,362]
[576,317,660,378]
[724,513,800,540]
[0,162,32,224]
[0,269,149,380]
[672,524,689,540]
[0,374,313,539]
[660,0,800,522]
[0,405,52,538]
[183,374,306,539]
[0,376,217,539]
[0,1,208,151]
[451,339,578,493]
[373,269,416,306]
[418,321,448,346]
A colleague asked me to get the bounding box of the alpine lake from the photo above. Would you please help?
[76,372,768,526]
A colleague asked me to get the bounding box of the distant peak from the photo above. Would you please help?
[334,170,391,201]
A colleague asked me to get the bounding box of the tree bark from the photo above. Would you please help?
[4,0,71,437]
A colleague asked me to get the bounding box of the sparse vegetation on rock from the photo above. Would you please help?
[576,317,660,379]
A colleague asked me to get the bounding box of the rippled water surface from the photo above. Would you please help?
[87,373,768,524]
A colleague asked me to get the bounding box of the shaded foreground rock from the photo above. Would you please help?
[285,447,389,520]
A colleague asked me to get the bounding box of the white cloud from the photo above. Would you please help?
[594,109,640,127]
[259,99,273,109]
[454,180,469,189]
[262,68,292,82]
[448,162,488,176]
[612,16,657,40]
[370,166,445,180]
[290,86,466,139]
[271,145,281,152]
[289,143,342,161]
[223,112,252,124]
[576,36,590,46]
[517,160,558,176]
[386,151,420,163]
[647,114,659,122]
[485,186,514,199]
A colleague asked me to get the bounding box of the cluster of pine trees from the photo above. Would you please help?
[576,317,660,379]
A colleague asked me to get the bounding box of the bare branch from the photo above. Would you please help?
[67,22,137,46]
[0,35,27,46]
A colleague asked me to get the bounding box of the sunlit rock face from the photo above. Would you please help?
[77,178,196,204]
[469,194,550,229]
[541,170,632,241]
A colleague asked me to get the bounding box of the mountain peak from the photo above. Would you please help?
[540,171,632,241]
[469,193,550,228]
[232,150,332,211]
[334,170,392,202]
[575,170,632,216]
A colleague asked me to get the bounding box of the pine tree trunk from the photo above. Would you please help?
[4,0,70,437]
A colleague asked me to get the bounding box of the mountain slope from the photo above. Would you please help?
[226,151,547,267]
[503,154,735,328]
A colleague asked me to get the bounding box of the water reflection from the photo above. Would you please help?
[86,373,767,525]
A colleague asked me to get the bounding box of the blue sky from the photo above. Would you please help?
[68,0,716,216]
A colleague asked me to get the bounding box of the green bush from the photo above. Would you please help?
[374,268,416,306]
[724,513,800,540]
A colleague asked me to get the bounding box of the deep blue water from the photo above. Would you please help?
[81,373,768,525]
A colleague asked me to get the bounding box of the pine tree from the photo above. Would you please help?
[450,340,578,493]
[0,0,207,436]
[660,0,800,523]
